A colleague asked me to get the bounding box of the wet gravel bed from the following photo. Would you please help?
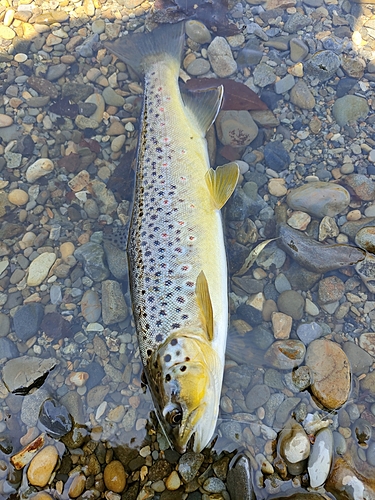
[2,0,375,498]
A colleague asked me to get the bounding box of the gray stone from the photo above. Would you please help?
[275,397,301,426]
[290,38,309,62]
[0,337,18,359]
[296,322,323,345]
[178,452,204,482]
[289,79,315,110]
[13,303,44,341]
[2,356,57,394]
[216,110,258,148]
[185,20,211,44]
[5,151,22,169]
[0,313,10,337]
[246,384,271,411]
[46,63,67,81]
[20,388,50,427]
[253,63,277,87]
[284,13,310,33]
[207,37,237,77]
[81,289,101,323]
[305,50,341,81]
[287,182,350,218]
[186,58,211,76]
[102,86,125,107]
[332,95,369,127]
[342,341,373,375]
[74,242,110,282]
[274,74,295,94]
[277,290,305,320]
[101,279,128,325]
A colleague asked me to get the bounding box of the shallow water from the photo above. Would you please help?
[1,0,375,498]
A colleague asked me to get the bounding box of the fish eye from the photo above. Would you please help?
[167,407,183,427]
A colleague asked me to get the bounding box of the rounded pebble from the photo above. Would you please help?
[8,189,29,206]
[103,460,126,493]
[27,445,59,487]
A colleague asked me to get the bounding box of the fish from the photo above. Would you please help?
[105,22,239,453]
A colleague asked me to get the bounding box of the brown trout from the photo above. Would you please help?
[105,23,239,453]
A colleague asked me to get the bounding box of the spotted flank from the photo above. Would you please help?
[105,23,239,454]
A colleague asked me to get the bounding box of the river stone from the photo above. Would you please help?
[356,253,375,292]
[246,384,271,411]
[74,242,109,282]
[27,445,59,487]
[318,276,345,304]
[0,337,18,359]
[343,174,375,201]
[308,428,333,488]
[253,63,277,87]
[264,340,306,370]
[178,452,204,482]
[38,398,72,438]
[342,341,373,375]
[296,322,323,345]
[277,290,305,320]
[2,356,56,394]
[216,110,258,147]
[103,239,129,281]
[81,289,101,323]
[289,79,315,110]
[101,280,128,325]
[185,20,211,44]
[264,140,290,172]
[27,252,56,286]
[287,182,350,218]
[305,339,350,410]
[102,86,125,107]
[355,226,375,252]
[207,37,237,77]
[13,303,44,341]
[104,460,127,493]
[359,332,375,358]
[304,50,340,81]
[279,224,364,274]
[278,418,310,464]
[332,95,369,127]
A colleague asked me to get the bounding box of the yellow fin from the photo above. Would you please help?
[195,271,214,341]
[205,162,240,210]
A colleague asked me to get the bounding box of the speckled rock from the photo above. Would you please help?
[305,339,350,410]
[207,37,237,77]
[304,50,341,81]
[355,226,375,253]
[277,290,305,320]
[253,63,277,87]
[81,289,101,323]
[101,280,128,325]
[74,242,109,282]
[26,158,54,183]
[178,452,204,483]
[287,182,350,218]
[216,110,258,147]
[343,174,375,201]
[318,276,345,304]
[289,79,315,110]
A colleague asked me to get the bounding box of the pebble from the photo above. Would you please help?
[207,37,237,77]
[304,50,340,81]
[81,289,101,323]
[271,312,292,339]
[26,159,54,183]
[305,339,350,410]
[178,452,204,483]
[308,428,333,488]
[296,322,323,345]
[13,303,45,341]
[264,340,306,370]
[287,181,350,218]
[332,95,369,127]
[165,470,181,490]
[103,460,127,493]
[290,80,315,110]
[216,111,258,147]
[277,290,305,320]
[8,189,29,206]
[68,473,86,498]
[318,276,345,304]
[27,445,59,487]
[74,242,109,282]
[185,20,211,44]
[101,280,128,325]
[0,114,14,127]
[264,141,290,172]
[344,174,375,201]
[278,418,310,464]
[27,252,57,287]
[102,87,125,107]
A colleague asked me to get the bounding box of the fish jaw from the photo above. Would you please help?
[146,328,223,453]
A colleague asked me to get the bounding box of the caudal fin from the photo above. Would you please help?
[104,22,185,76]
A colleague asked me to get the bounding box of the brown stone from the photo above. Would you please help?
[305,339,350,410]
[104,460,127,493]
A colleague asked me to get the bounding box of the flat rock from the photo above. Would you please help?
[101,280,128,325]
[264,340,306,370]
[332,95,369,127]
[287,181,350,218]
[74,242,109,282]
[304,50,340,81]
[342,341,373,375]
[290,79,315,109]
[2,356,56,394]
[308,428,333,488]
[27,252,56,286]
[305,339,350,410]
[216,110,258,147]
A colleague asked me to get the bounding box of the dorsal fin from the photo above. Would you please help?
[182,86,224,136]
[205,162,240,210]
[195,271,214,341]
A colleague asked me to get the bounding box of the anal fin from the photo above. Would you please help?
[205,162,240,210]
[195,271,214,341]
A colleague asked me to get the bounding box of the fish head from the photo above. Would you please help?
[147,328,222,453]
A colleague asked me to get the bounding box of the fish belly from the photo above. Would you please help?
[128,62,228,364]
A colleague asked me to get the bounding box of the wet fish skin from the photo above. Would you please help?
[105,24,239,453]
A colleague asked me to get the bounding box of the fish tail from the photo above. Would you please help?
[104,22,185,76]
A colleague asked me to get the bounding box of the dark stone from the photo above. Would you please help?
[38,398,73,438]
[227,240,249,275]
[15,135,35,156]
[84,361,105,390]
[249,325,274,350]
[259,90,282,110]
[40,312,72,339]
[264,140,290,172]
[336,77,357,98]
[148,459,172,481]
[13,303,44,341]
[62,83,95,102]
[237,303,263,326]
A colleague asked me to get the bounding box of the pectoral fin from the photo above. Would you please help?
[195,271,214,341]
[205,162,240,210]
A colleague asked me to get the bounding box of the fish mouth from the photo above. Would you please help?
[176,405,207,454]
